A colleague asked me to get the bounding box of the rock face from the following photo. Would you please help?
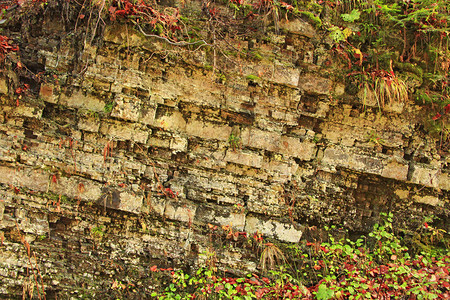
[0,1,448,298]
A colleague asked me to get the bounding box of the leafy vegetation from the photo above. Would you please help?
[148,213,449,299]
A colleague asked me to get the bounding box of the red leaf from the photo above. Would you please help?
[432,113,442,120]
[445,103,450,114]
[52,175,57,184]
[150,265,158,272]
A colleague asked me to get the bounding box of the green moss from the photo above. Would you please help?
[104,101,114,114]
[246,74,261,81]
[299,11,322,28]
[394,61,424,79]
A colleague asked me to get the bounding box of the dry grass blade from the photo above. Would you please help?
[260,242,286,272]
[373,75,408,108]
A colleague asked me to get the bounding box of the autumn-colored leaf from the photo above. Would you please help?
[445,103,450,114]
[150,265,158,272]
[432,113,442,120]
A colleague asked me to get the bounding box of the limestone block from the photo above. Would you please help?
[59,89,106,112]
[316,102,330,118]
[39,83,59,103]
[154,110,187,132]
[271,65,300,87]
[413,195,443,207]
[322,146,385,175]
[409,164,439,188]
[139,105,156,125]
[0,166,49,192]
[381,159,409,181]
[439,173,450,191]
[148,136,170,148]
[244,216,302,243]
[196,205,246,231]
[100,121,149,143]
[92,188,143,214]
[224,150,263,169]
[186,119,231,141]
[266,159,298,175]
[111,95,142,121]
[0,144,15,162]
[117,191,143,214]
[10,105,43,119]
[279,136,317,160]
[50,177,103,202]
[298,73,332,95]
[17,212,49,235]
[149,197,166,216]
[279,18,316,38]
[78,116,100,132]
[164,200,197,223]
[0,78,8,94]
[170,135,188,152]
[241,128,281,152]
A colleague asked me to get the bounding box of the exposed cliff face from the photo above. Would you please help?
[0,0,448,298]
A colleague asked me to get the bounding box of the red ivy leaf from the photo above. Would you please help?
[150,265,158,272]
[445,103,450,114]
[432,113,442,120]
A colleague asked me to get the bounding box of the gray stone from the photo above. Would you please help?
[244,216,302,243]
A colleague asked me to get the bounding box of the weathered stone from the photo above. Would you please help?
[279,136,316,160]
[10,105,43,119]
[413,195,443,207]
[224,150,263,168]
[0,7,448,298]
[78,116,100,132]
[241,128,281,152]
[321,146,384,175]
[439,173,450,191]
[99,121,149,143]
[409,164,439,188]
[279,18,316,38]
[111,94,142,121]
[39,83,59,103]
[154,110,187,132]
[164,200,197,223]
[170,135,188,152]
[59,89,106,112]
[116,191,143,213]
[0,166,49,192]
[244,216,302,243]
[298,73,332,95]
[186,119,231,141]
[0,78,8,94]
[381,158,409,181]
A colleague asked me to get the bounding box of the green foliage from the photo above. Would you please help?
[228,133,241,150]
[104,102,114,114]
[245,74,261,81]
[150,214,450,299]
[341,9,361,23]
[315,283,334,300]
[328,26,352,44]
[90,225,105,239]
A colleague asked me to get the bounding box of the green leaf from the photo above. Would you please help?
[316,283,334,300]
[341,9,361,22]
